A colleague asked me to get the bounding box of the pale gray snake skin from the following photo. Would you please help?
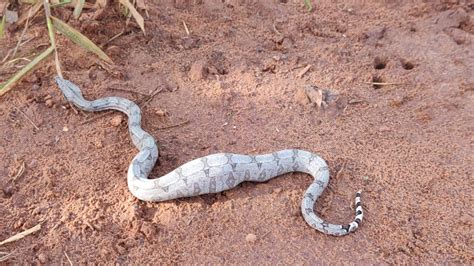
[55,77,364,236]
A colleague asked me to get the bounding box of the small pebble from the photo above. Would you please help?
[245,233,257,243]
[2,185,14,197]
[37,253,47,263]
[111,115,123,127]
[189,60,208,81]
[155,109,166,117]
[62,126,69,132]
[45,99,54,108]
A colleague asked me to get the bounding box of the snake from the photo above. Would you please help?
[55,76,363,236]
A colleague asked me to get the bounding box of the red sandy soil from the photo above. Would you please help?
[1,0,473,264]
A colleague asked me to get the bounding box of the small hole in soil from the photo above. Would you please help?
[401,60,414,70]
[372,75,384,89]
[374,56,388,69]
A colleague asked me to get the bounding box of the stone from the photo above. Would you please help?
[245,233,257,243]
[189,60,208,81]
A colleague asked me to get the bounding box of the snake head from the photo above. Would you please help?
[55,76,84,101]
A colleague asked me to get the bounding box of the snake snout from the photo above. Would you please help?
[55,76,84,99]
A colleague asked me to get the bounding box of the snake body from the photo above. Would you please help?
[55,77,363,236]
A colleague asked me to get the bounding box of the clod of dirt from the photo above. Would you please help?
[110,115,123,127]
[45,99,54,108]
[445,28,470,45]
[37,253,48,264]
[434,8,469,31]
[245,233,257,243]
[2,185,14,197]
[295,85,326,108]
[140,222,158,240]
[363,26,386,45]
[155,109,167,117]
[189,60,208,81]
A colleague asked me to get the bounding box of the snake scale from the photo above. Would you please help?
[55,77,363,236]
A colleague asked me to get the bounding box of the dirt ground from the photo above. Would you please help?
[1,0,473,264]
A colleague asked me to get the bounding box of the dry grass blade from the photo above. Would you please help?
[50,16,113,63]
[0,46,54,97]
[12,161,26,182]
[304,0,313,12]
[119,0,145,33]
[20,0,38,4]
[95,0,107,8]
[50,0,72,8]
[0,15,5,39]
[0,223,42,246]
[17,0,42,25]
[73,0,85,19]
[0,251,15,262]
[43,2,63,77]
[12,7,33,59]
[64,251,73,265]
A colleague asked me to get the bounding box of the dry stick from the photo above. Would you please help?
[182,20,190,35]
[0,251,15,262]
[272,23,281,35]
[0,223,42,246]
[335,161,346,180]
[297,64,312,78]
[107,87,149,96]
[64,251,73,266]
[11,7,33,59]
[102,29,125,47]
[156,120,190,130]
[139,87,164,107]
[12,161,25,182]
[68,102,79,115]
[13,107,39,130]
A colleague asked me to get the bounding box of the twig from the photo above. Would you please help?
[64,251,73,266]
[13,107,39,130]
[0,251,15,262]
[107,87,148,96]
[102,29,125,47]
[335,161,346,180]
[156,120,190,130]
[297,64,312,78]
[1,49,13,64]
[11,7,33,59]
[182,20,190,35]
[0,223,42,246]
[139,87,164,107]
[272,24,281,35]
[68,102,79,115]
[12,161,26,182]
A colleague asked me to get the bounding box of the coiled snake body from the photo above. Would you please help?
[56,77,363,236]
